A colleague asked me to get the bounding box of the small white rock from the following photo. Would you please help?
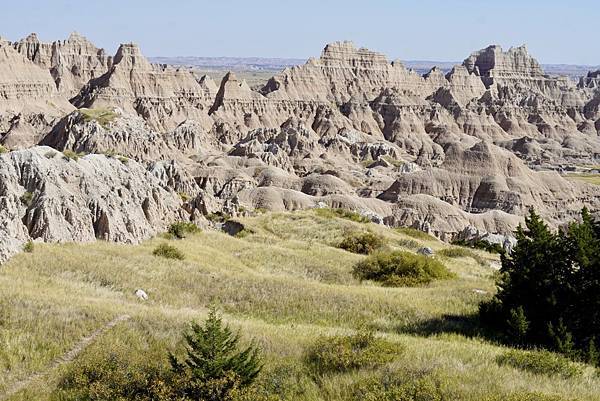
[135,289,148,301]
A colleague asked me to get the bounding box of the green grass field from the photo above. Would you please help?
[566,173,600,186]
[0,210,598,400]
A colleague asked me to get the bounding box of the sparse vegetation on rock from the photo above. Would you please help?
[62,149,84,161]
[79,107,118,127]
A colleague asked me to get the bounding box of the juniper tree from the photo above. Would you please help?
[170,307,262,401]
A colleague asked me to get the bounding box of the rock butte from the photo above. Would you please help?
[1,34,599,262]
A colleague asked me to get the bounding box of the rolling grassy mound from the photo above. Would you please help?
[0,210,598,400]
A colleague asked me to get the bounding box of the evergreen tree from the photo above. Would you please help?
[170,307,263,401]
[481,208,600,365]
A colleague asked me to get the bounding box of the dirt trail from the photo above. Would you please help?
[0,314,131,400]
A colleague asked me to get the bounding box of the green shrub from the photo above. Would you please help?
[63,149,85,161]
[53,328,173,401]
[118,156,129,164]
[397,238,420,250]
[178,192,191,202]
[305,329,403,375]
[206,212,231,223]
[152,243,185,260]
[353,250,455,287]
[396,227,437,241]
[315,208,370,223]
[170,308,263,400]
[168,222,200,239]
[235,229,254,239]
[23,241,34,253]
[349,368,455,401]
[451,238,503,254]
[0,144,8,154]
[19,191,34,207]
[483,391,570,401]
[338,231,386,254]
[438,247,487,266]
[496,349,583,378]
[79,108,118,127]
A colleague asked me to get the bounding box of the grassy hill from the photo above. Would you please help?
[0,210,598,400]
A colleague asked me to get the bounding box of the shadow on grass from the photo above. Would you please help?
[396,313,503,343]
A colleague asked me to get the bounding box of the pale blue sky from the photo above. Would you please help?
[3,0,598,65]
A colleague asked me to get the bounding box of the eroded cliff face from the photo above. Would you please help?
[72,43,215,132]
[0,40,74,149]
[12,32,113,98]
[1,35,600,260]
[0,146,185,263]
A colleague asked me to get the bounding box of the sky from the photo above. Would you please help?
[2,0,599,65]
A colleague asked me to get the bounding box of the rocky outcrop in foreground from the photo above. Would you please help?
[0,146,184,263]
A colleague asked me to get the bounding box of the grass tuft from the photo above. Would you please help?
[496,349,584,378]
[152,243,185,260]
[396,227,437,241]
[62,149,85,161]
[315,207,370,223]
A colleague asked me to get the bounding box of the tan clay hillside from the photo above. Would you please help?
[0,33,599,263]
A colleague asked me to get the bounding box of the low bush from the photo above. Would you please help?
[315,208,370,223]
[338,231,385,254]
[305,329,403,375]
[438,247,487,266]
[483,392,570,401]
[152,243,185,260]
[168,222,201,239]
[23,241,34,253]
[235,229,254,239]
[495,349,583,378]
[349,368,455,401]
[54,329,173,401]
[178,192,191,202]
[20,191,34,207]
[63,149,85,161]
[353,250,455,287]
[396,227,437,241]
[452,238,503,254]
[79,107,118,127]
[0,144,8,154]
[206,212,231,223]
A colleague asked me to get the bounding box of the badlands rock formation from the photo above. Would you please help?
[12,32,113,98]
[0,146,184,263]
[1,33,599,261]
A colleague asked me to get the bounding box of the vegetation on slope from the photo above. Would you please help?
[0,209,598,400]
[79,108,118,127]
